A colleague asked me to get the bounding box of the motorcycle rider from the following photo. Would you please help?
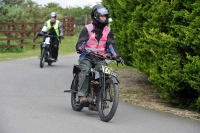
[76,4,124,104]
[39,12,63,61]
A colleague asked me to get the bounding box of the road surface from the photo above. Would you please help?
[0,54,199,133]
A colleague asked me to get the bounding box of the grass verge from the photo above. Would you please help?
[0,36,78,61]
[114,67,200,121]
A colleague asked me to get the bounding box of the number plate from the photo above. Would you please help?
[111,72,117,77]
[45,37,50,44]
[102,65,113,74]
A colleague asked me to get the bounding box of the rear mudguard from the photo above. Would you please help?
[73,65,81,74]
[69,65,81,90]
[64,65,81,93]
[70,74,76,90]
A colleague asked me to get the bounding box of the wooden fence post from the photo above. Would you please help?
[21,23,25,51]
[33,24,37,49]
[7,25,10,52]
[62,17,66,36]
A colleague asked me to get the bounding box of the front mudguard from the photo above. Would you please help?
[42,42,50,48]
[110,76,120,84]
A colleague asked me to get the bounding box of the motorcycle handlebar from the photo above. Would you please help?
[44,34,58,38]
[81,49,124,66]
[85,49,116,60]
[36,32,59,39]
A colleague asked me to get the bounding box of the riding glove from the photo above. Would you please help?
[116,56,125,66]
[78,43,85,53]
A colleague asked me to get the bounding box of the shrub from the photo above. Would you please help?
[102,0,200,111]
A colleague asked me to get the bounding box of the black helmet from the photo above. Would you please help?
[50,12,57,18]
[91,4,109,27]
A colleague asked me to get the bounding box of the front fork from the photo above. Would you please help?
[99,73,106,101]
[42,44,52,61]
[101,75,119,102]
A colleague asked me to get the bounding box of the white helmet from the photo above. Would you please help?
[50,12,57,18]
[108,18,112,23]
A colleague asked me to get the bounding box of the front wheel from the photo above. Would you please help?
[98,79,119,122]
[71,74,84,111]
[40,48,46,68]
[48,61,52,66]
[47,51,52,66]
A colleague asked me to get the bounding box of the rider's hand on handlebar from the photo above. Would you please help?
[37,32,44,36]
[115,56,120,62]
[78,44,85,53]
[115,56,125,66]
[35,32,43,39]
[120,57,125,66]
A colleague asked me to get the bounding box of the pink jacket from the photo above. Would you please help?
[85,24,110,57]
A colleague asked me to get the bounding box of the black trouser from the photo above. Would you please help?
[41,37,59,59]
[51,37,59,59]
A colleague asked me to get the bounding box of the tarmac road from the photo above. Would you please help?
[0,54,199,133]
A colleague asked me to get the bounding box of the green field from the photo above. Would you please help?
[0,36,78,61]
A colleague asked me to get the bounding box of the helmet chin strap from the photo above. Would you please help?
[50,21,56,26]
[92,21,105,29]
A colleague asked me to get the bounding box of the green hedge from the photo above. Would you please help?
[103,0,200,111]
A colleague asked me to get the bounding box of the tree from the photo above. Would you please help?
[0,0,25,7]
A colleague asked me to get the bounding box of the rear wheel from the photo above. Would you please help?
[98,79,119,122]
[40,48,46,68]
[71,74,84,111]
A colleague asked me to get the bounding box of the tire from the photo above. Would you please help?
[40,48,46,68]
[48,61,52,66]
[98,79,119,122]
[48,51,52,66]
[71,74,84,111]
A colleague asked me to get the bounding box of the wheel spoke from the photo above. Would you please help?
[101,84,114,115]
[98,79,119,122]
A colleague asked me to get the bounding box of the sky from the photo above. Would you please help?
[32,0,102,8]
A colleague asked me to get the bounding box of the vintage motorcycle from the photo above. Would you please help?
[65,50,121,122]
[36,33,60,68]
